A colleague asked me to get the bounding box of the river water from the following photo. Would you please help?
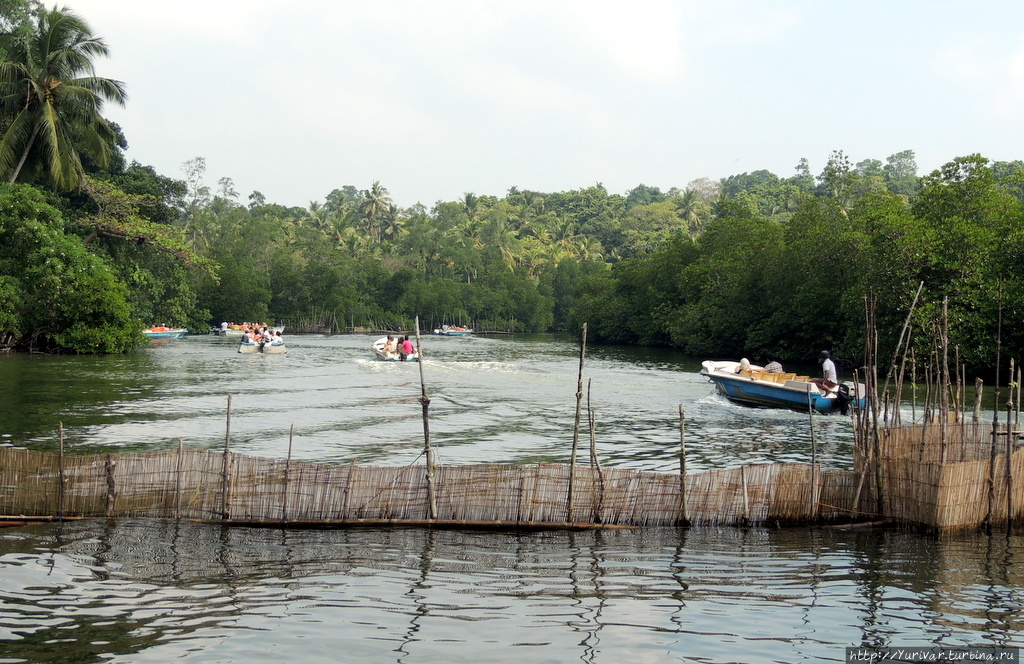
[0,334,1020,663]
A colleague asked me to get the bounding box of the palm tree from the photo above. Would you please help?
[380,204,405,241]
[676,188,702,236]
[0,6,127,190]
[358,180,392,242]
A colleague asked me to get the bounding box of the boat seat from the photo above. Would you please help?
[794,375,810,382]
[739,369,754,377]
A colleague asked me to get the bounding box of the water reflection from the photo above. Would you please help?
[0,521,1020,663]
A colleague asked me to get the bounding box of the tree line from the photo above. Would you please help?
[0,4,1021,375]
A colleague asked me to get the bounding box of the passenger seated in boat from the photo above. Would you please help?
[765,357,783,373]
[382,335,397,358]
[810,350,838,392]
[400,336,415,361]
[735,358,751,374]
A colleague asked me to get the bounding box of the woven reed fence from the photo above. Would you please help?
[853,422,1024,530]
[0,446,868,528]
[2,423,1019,530]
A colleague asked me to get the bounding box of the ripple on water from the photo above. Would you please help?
[1,522,1021,663]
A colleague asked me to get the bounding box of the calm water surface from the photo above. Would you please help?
[0,334,1020,663]
[0,333,854,471]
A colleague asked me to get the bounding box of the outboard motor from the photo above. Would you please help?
[836,383,852,416]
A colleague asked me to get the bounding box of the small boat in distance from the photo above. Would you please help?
[700,359,864,414]
[213,323,285,337]
[143,326,188,339]
[238,338,287,354]
[432,325,473,336]
[371,336,419,362]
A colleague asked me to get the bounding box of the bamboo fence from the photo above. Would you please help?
[0,446,861,528]
[852,421,1024,530]
[0,428,1020,531]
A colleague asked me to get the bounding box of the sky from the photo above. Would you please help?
[64,0,1024,210]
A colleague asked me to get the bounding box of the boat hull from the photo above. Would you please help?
[432,326,473,336]
[238,340,287,354]
[371,337,419,362]
[701,360,864,414]
[143,328,188,339]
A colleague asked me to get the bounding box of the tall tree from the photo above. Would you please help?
[358,180,392,242]
[884,149,919,198]
[0,6,126,189]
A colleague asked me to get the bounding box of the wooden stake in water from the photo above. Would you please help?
[415,316,437,520]
[281,424,294,522]
[986,288,1003,533]
[567,322,587,522]
[587,379,605,523]
[1006,396,1014,534]
[175,438,183,520]
[58,422,65,519]
[740,464,750,526]
[105,454,116,517]
[678,404,688,526]
[807,384,818,521]
[222,394,232,520]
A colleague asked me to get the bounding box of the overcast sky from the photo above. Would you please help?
[66,0,1024,209]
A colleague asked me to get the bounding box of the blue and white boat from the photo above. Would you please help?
[433,325,473,336]
[143,326,188,339]
[700,360,865,414]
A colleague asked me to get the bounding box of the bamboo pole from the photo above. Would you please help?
[986,288,1003,532]
[807,385,818,521]
[851,365,870,516]
[175,438,183,519]
[740,464,750,526]
[567,322,587,522]
[1006,395,1014,533]
[415,316,437,520]
[911,349,917,424]
[880,281,924,399]
[919,363,932,462]
[222,394,232,520]
[678,404,688,526]
[58,422,65,519]
[281,423,294,522]
[867,301,885,517]
[1014,364,1022,530]
[940,297,950,464]
[587,379,605,523]
[105,454,116,517]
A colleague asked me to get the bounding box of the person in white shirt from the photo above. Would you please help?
[811,350,838,391]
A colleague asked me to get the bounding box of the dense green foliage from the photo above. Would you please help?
[0,3,1021,370]
[572,154,1024,370]
[0,183,139,352]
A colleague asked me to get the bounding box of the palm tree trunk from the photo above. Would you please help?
[8,123,39,183]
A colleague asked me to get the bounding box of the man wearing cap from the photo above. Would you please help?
[816,350,838,389]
